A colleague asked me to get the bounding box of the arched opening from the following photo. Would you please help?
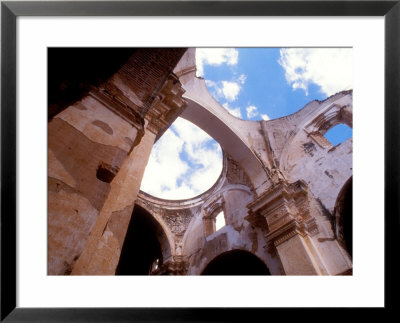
[335,177,352,257]
[215,211,226,231]
[140,117,223,200]
[324,123,353,146]
[116,205,171,275]
[201,250,271,275]
[203,197,225,238]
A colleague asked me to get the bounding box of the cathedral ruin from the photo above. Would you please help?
[48,48,352,276]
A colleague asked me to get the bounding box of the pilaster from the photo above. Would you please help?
[71,128,157,275]
[247,180,327,275]
[71,73,187,275]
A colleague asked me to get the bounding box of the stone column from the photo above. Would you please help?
[48,91,145,275]
[71,75,186,275]
[247,180,328,275]
[71,127,156,275]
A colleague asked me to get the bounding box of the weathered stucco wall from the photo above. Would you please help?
[48,98,139,275]
[276,92,353,212]
[48,48,187,275]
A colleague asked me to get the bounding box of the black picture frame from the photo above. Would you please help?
[1,1,399,321]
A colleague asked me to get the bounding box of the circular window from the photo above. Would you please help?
[140,117,223,200]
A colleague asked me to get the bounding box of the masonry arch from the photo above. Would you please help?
[180,97,268,194]
[174,50,270,194]
[334,176,352,257]
[116,204,172,275]
[201,249,271,275]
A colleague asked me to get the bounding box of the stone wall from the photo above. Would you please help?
[48,48,187,275]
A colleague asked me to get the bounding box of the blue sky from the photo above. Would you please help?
[204,48,328,119]
[140,48,353,199]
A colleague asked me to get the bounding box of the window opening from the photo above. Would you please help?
[140,117,223,200]
[324,123,353,146]
[215,211,226,231]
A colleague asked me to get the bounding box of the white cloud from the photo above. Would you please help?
[221,81,241,102]
[140,118,223,200]
[278,48,352,96]
[196,48,238,77]
[246,105,259,118]
[206,80,241,102]
[238,74,247,84]
[222,103,242,118]
[261,114,270,121]
[140,130,188,198]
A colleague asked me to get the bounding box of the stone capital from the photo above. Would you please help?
[247,180,318,246]
[266,217,318,247]
[145,74,187,136]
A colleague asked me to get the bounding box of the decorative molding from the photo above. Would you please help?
[163,209,193,236]
[202,194,224,219]
[303,103,353,149]
[135,198,194,239]
[88,88,144,130]
[145,74,187,136]
[304,103,350,133]
[247,180,319,247]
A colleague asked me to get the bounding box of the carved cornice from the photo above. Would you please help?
[266,217,318,247]
[145,74,187,136]
[248,180,308,217]
[247,180,319,247]
[88,88,144,131]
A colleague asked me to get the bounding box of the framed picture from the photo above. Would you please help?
[2,0,399,321]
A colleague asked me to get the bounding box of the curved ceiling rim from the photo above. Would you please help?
[138,150,228,208]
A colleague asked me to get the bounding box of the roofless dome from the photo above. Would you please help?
[140,117,223,200]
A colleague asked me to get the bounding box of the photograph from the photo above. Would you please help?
[48,47,353,276]
[2,0,397,319]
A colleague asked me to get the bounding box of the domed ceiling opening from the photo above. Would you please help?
[141,47,353,200]
[140,117,223,200]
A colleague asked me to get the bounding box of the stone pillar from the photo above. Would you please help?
[48,92,144,275]
[48,49,188,275]
[71,75,186,275]
[71,127,156,275]
[247,180,328,275]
